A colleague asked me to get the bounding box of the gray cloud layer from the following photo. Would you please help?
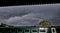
[0,4,60,26]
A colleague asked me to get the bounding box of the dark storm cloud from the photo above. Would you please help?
[0,4,60,26]
[0,6,32,19]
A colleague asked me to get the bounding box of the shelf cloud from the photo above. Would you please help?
[0,4,60,26]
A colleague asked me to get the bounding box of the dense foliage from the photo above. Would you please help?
[38,20,54,27]
[0,23,13,27]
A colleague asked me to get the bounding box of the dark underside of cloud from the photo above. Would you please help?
[0,4,60,26]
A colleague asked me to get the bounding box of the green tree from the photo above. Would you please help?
[0,23,13,27]
[38,20,54,27]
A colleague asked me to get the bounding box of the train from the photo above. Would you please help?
[0,26,57,33]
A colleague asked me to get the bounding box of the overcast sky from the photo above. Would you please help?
[0,4,60,26]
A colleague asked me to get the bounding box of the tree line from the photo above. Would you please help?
[0,20,54,27]
[0,23,13,27]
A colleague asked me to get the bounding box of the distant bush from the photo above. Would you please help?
[38,20,54,27]
[0,23,14,27]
